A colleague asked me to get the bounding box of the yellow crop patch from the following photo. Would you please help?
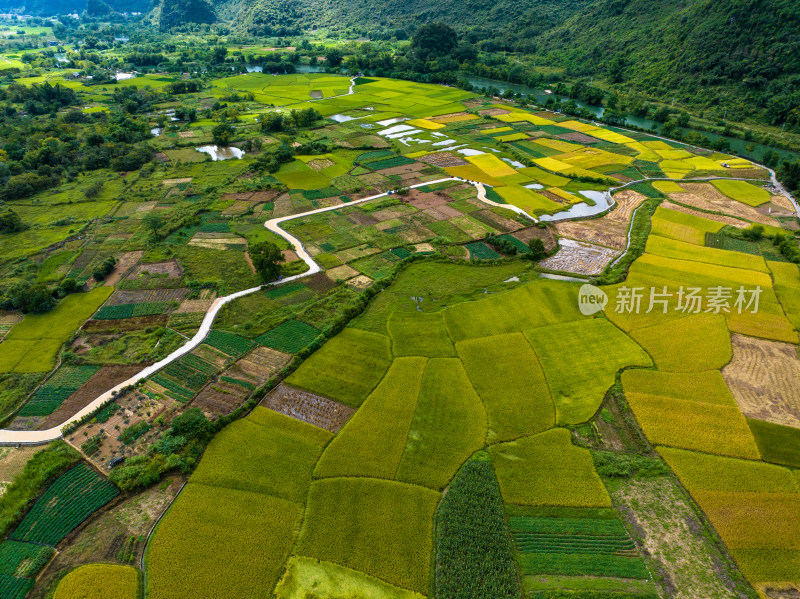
[585,129,636,144]
[433,114,479,123]
[655,148,695,160]
[652,180,685,193]
[625,142,660,162]
[534,157,574,172]
[685,155,725,170]
[444,165,507,187]
[466,153,518,177]
[497,132,530,142]
[547,187,581,203]
[482,126,513,134]
[493,112,555,126]
[533,138,583,152]
[558,120,600,133]
[406,118,445,130]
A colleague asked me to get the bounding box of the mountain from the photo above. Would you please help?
[154,0,215,29]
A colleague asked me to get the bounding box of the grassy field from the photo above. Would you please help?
[147,483,303,599]
[190,407,331,503]
[646,234,769,272]
[395,358,486,490]
[524,319,652,424]
[314,357,426,479]
[489,429,611,507]
[53,564,139,599]
[295,477,440,594]
[649,206,725,245]
[387,311,456,358]
[710,180,771,206]
[274,557,426,599]
[0,288,112,373]
[456,332,555,442]
[443,280,585,342]
[629,313,732,372]
[768,261,800,331]
[286,328,392,407]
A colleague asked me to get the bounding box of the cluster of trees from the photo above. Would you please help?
[259,107,321,133]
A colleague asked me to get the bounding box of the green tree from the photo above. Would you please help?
[212,121,234,146]
[325,48,343,68]
[412,23,459,59]
[250,241,285,283]
[528,238,546,260]
[142,212,163,237]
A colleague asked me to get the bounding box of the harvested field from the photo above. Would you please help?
[262,383,355,432]
[669,183,780,226]
[308,158,335,171]
[162,178,192,186]
[103,251,143,286]
[326,264,359,281]
[722,334,800,428]
[540,239,620,275]
[348,212,378,226]
[224,346,291,385]
[661,201,745,229]
[107,288,189,305]
[478,108,510,116]
[192,380,250,417]
[0,446,39,489]
[377,162,426,176]
[418,152,468,167]
[346,274,374,289]
[303,272,339,293]
[512,226,557,251]
[405,189,449,209]
[251,190,279,203]
[174,298,215,314]
[81,315,168,333]
[127,260,183,279]
[558,131,602,144]
[37,364,146,430]
[555,190,647,250]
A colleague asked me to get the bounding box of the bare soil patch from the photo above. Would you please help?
[162,178,192,186]
[174,298,214,313]
[478,108,509,116]
[418,152,468,167]
[555,189,646,250]
[128,260,183,279]
[346,274,374,289]
[308,158,334,171]
[722,334,800,428]
[405,189,449,209]
[511,225,556,252]
[559,131,601,144]
[193,344,231,368]
[377,162,426,176]
[103,250,144,286]
[674,182,782,227]
[262,383,355,432]
[0,446,39,490]
[37,364,147,430]
[304,272,339,293]
[192,381,250,417]
[540,239,620,275]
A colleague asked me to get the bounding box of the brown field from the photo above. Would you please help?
[127,260,183,279]
[192,380,250,417]
[261,383,355,432]
[406,189,449,209]
[326,264,359,281]
[0,312,22,340]
[377,162,426,176]
[555,189,646,250]
[758,583,800,598]
[308,158,334,171]
[670,183,782,227]
[336,244,381,262]
[174,298,215,314]
[304,272,338,293]
[37,364,147,430]
[477,108,509,116]
[226,346,291,385]
[272,194,294,218]
[722,334,800,428]
[348,212,378,226]
[418,152,468,167]
[162,178,192,186]
[559,131,601,144]
[221,201,252,216]
[107,288,189,305]
[346,274,374,289]
[103,251,144,286]
[540,239,620,275]
[512,226,557,251]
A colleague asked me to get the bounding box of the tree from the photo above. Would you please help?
[250,241,284,283]
[142,213,163,237]
[412,23,459,59]
[528,238,546,260]
[0,208,27,233]
[212,121,234,146]
[325,48,343,68]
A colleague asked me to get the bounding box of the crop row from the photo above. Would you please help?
[366,156,417,171]
[94,301,172,320]
[0,574,33,599]
[0,540,54,578]
[355,150,395,164]
[151,375,195,402]
[255,319,320,354]
[18,365,101,417]
[10,464,119,546]
[508,516,629,537]
[163,361,209,391]
[204,331,254,358]
[517,552,651,579]
[512,533,636,554]
[180,353,218,375]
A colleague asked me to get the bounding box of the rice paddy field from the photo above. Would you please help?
[0,63,798,599]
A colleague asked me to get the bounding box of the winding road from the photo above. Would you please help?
[0,142,796,446]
